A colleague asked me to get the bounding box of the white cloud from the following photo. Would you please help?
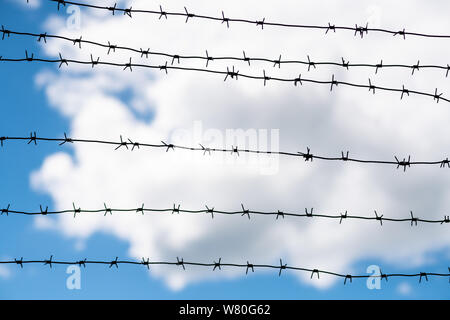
[0,265,11,280]
[397,282,413,296]
[30,0,450,291]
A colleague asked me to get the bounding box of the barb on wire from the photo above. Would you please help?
[256,18,265,30]
[184,7,194,23]
[124,6,132,18]
[27,131,37,145]
[172,204,181,214]
[159,61,168,74]
[73,36,82,49]
[40,205,48,215]
[15,257,23,268]
[221,11,230,28]
[2,203,449,225]
[37,32,47,43]
[205,50,213,68]
[109,257,118,268]
[5,27,450,76]
[176,257,185,270]
[412,60,420,75]
[374,210,383,226]
[410,211,418,227]
[394,28,406,40]
[107,3,117,15]
[2,134,450,170]
[339,211,348,224]
[354,23,369,38]
[115,135,128,150]
[213,258,222,271]
[42,0,450,40]
[103,203,112,216]
[395,155,411,172]
[276,210,285,220]
[241,204,250,220]
[224,66,239,81]
[25,50,34,62]
[107,41,117,55]
[59,132,73,145]
[123,58,132,72]
[262,70,270,86]
[136,203,145,215]
[325,23,335,34]
[375,60,383,74]
[72,202,81,218]
[140,48,150,59]
[341,57,349,70]
[1,204,10,216]
[128,138,140,151]
[243,51,250,66]
[90,54,99,68]
[44,255,53,268]
[278,259,287,276]
[307,55,315,71]
[273,55,282,68]
[205,205,214,219]
[368,79,376,94]
[161,141,174,152]
[3,256,448,283]
[56,0,66,10]
[58,52,68,68]
[246,261,254,274]
[1,25,11,40]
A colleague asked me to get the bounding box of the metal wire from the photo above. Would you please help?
[2,203,449,226]
[2,26,450,76]
[45,0,450,40]
[2,256,449,284]
[0,53,448,104]
[1,134,449,171]
[3,0,448,291]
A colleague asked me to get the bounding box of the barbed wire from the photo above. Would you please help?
[2,203,449,226]
[1,134,450,171]
[1,256,449,284]
[44,0,450,40]
[1,53,448,104]
[3,27,450,77]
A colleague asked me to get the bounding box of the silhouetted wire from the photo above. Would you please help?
[2,256,449,284]
[3,27,450,76]
[5,1,448,290]
[0,53,448,104]
[1,134,450,171]
[44,0,450,40]
[2,203,449,225]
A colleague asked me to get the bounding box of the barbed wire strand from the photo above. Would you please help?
[3,27,450,77]
[44,0,450,40]
[2,203,449,225]
[2,256,450,284]
[0,53,448,104]
[1,134,450,171]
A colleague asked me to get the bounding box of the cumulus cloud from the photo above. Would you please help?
[0,265,11,280]
[30,0,450,290]
[397,282,413,296]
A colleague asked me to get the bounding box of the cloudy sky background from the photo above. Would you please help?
[0,0,449,299]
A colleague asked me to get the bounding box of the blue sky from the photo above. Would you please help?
[0,1,449,299]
